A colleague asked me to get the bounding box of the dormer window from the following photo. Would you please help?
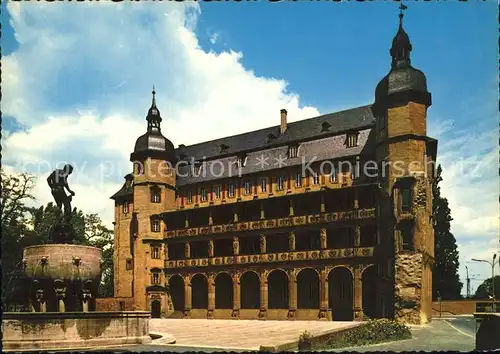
[237,155,247,168]
[151,187,161,203]
[192,161,203,176]
[347,132,359,148]
[321,122,332,132]
[267,133,277,143]
[288,145,299,159]
[123,203,129,214]
[220,144,230,153]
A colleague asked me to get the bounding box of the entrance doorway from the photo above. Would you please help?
[151,299,161,318]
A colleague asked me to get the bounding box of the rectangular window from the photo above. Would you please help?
[126,259,133,270]
[288,146,298,158]
[347,132,359,148]
[401,188,412,213]
[214,185,221,199]
[151,219,161,233]
[277,176,285,191]
[201,188,208,202]
[244,181,252,195]
[151,189,161,203]
[330,165,337,182]
[237,155,247,168]
[400,224,414,251]
[228,184,235,198]
[123,203,129,214]
[295,172,302,187]
[187,191,193,204]
[312,172,320,185]
[260,179,267,193]
[151,272,160,285]
[151,246,160,259]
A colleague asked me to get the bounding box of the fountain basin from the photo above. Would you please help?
[23,244,102,282]
[2,311,152,351]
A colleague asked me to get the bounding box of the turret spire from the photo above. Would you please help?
[390,2,412,69]
[146,86,162,133]
[151,85,157,108]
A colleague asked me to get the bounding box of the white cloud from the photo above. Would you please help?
[2,2,319,228]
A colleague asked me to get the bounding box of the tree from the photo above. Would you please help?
[432,165,463,300]
[1,169,37,308]
[474,276,500,300]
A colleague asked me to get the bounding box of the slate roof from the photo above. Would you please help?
[110,174,134,200]
[175,105,376,161]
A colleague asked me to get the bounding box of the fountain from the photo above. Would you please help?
[2,165,151,351]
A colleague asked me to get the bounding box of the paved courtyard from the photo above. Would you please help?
[149,318,361,351]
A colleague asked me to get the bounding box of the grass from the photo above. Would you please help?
[306,319,412,351]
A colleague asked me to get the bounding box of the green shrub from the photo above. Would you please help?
[317,319,412,349]
[298,330,313,351]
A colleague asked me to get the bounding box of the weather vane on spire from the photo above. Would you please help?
[399,2,408,18]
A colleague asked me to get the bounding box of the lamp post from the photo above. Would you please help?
[472,254,498,312]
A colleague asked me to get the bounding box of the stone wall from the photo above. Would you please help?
[394,253,423,324]
[2,311,151,351]
[95,297,135,311]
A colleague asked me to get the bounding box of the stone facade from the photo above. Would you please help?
[110,14,436,324]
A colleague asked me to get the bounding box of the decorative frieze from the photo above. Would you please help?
[163,208,376,239]
[164,247,375,269]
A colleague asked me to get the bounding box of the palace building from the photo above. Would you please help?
[111,11,436,324]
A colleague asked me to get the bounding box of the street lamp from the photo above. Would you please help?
[472,254,498,312]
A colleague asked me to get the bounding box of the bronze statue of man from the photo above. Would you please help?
[47,164,75,223]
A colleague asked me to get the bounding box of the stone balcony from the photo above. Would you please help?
[164,246,375,269]
[164,207,376,239]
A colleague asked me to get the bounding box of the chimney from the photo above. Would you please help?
[280,109,288,134]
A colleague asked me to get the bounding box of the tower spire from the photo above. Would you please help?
[151,85,157,108]
[390,2,412,69]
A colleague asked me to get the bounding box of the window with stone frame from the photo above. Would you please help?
[244,181,252,195]
[151,186,161,203]
[134,161,144,175]
[400,221,414,251]
[401,187,412,213]
[187,190,193,204]
[295,172,302,187]
[123,202,129,214]
[151,219,161,233]
[237,154,247,168]
[260,178,267,193]
[151,271,161,285]
[228,184,235,198]
[214,185,222,199]
[277,176,285,191]
[312,170,320,185]
[346,132,359,148]
[201,188,208,202]
[151,245,161,259]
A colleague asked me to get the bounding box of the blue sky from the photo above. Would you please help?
[1,1,498,295]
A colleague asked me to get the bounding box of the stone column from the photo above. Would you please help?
[320,194,326,213]
[232,273,241,319]
[55,287,66,313]
[289,199,295,216]
[320,228,327,249]
[184,216,190,229]
[288,232,296,251]
[260,234,267,254]
[207,274,215,319]
[260,202,265,220]
[353,266,363,321]
[233,209,239,223]
[208,240,214,258]
[319,267,328,320]
[354,188,359,209]
[354,226,361,247]
[259,272,268,319]
[232,236,239,256]
[208,211,213,226]
[185,242,191,259]
[184,276,192,318]
[288,270,297,319]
